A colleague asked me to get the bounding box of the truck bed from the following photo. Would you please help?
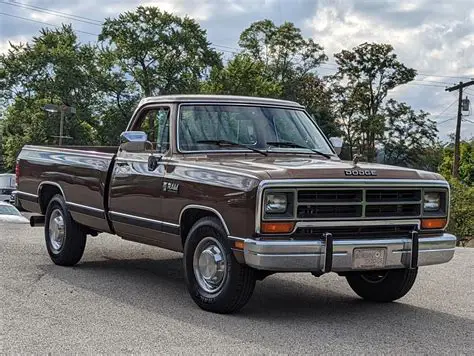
[16,145,117,233]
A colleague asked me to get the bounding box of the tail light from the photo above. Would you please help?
[15,161,20,187]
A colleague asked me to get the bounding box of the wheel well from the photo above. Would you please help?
[39,185,62,214]
[180,208,225,246]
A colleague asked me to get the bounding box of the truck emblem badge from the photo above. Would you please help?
[345,169,377,176]
[162,181,179,193]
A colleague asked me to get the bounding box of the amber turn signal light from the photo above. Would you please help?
[421,218,447,229]
[261,222,295,234]
[234,240,245,250]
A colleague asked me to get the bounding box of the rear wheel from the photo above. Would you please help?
[184,217,256,314]
[45,194,86,266]
[346,268,418,302]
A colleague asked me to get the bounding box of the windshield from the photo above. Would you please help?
[0,205,21,216]
[178,105,333,154]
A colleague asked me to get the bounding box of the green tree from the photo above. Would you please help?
[239,20,327,89]
[446,179,474,245]
[333,43,417,161]
[237,20,338,136]
[99,6,221,96]
[201,53,282,97]
[0,26,101,168]
[383,99,438,168]
[2,97,98,169]
[439,140,474,185]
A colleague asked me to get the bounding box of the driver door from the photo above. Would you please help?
[108,106,178,248]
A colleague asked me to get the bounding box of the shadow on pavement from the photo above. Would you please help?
[38,256,473,353]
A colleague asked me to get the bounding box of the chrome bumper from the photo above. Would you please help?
[243,233,456,272]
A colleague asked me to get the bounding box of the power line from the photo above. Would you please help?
[431,99,458,119]
[437,117,456,125]
[403,82,448,88]
[1,0,102,24]
[416,72,473,80]
[0,12,99,36]
[413,79,453,85]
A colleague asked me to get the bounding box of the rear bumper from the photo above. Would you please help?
[243,233,456,272]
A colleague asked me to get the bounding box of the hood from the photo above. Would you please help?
[0,215,29,224]
[180,154,444,181]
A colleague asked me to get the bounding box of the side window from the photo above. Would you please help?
[134,108,170,153]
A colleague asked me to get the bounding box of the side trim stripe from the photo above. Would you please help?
[67,202,105,219]
[16,191,38,202]
[109,211,180,235]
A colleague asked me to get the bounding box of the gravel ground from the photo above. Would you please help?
[1,221,473,354]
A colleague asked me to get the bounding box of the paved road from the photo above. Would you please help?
[1,222,473,354]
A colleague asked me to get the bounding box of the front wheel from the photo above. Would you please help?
[346,268,418,302]
[183,217,256,314]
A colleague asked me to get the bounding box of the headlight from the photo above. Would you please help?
[424,192,441,212]
[264,193,287,213]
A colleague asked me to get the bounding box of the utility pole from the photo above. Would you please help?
[445,80,474,178]
[59,109,65,146]
[42,104,76,146]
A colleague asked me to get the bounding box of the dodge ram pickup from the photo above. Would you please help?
[16,95,456,313]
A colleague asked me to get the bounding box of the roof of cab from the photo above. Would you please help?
[138,95,304,108]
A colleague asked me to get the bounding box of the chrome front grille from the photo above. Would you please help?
[296,188,422,220]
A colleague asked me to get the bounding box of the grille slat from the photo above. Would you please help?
[298,190,362,203]
[297,205,362,219]
[365,204,420,217]
[366,189,421,202]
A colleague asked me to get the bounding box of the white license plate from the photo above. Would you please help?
[352,248,387,269]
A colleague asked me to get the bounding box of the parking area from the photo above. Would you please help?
[1,221,473,354]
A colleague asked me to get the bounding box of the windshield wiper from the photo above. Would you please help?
[266,141,332,159]
[197,140,267,156]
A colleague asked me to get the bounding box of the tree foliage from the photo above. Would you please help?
[446,179,474,245]
[333,43,417,161]
[99,6,221,96]
[0,26,101,168]
[201,53,282,97]
[439,140,474,185]
[383,99,438,168]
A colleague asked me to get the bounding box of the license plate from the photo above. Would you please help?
[353,248,386,269]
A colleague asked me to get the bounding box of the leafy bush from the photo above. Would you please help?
[446,179,474,246]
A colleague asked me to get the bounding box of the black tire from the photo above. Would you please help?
[346,268,418,302]
[183,216,256,314]
[44,194,86,266]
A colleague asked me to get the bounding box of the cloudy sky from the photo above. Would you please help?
[1,0,473,140]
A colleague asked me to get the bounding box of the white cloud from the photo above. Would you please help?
[0,36,28,55]
[306,0,474,140]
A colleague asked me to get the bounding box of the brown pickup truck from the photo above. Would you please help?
[16,95,456,313]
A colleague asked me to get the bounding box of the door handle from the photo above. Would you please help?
[148,155,161,171]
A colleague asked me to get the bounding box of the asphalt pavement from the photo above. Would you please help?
[1,221,473,354]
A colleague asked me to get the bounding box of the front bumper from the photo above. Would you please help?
[243,233,456,272]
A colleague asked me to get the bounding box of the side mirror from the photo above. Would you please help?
[329,137,344,155]
[119,131,148,152]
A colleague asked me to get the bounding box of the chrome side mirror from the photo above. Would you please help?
[119,131,148,152]
[329,137,344,155]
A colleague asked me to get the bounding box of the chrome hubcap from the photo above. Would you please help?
[49,209,65,254]
[193,237,227,293]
